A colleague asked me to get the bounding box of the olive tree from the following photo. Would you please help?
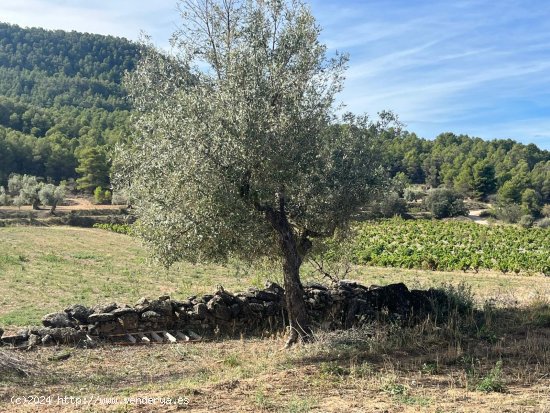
[115,0,394,346]
[38,183,66,214]
[8,174,41,210]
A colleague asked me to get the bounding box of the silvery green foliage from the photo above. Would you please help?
[0,186,8,206]
[12,194,25,209]
[7,174,24,194]
[7,174,66,209]
[9,174,41,207]
[115,0,394,266]
[38,183,66,208]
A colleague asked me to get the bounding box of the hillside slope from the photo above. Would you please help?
[0,22,140,185]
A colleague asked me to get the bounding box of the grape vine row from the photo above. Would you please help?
[351,218,550,275]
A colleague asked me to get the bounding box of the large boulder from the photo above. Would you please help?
[42,312,75,328]
[27,334,41,349]
[193,303,208,319]
[30,327,86,344]
[118,312,140,330]
[1,333,27,345]
[64,304,94,324]
[175,299,194,310]
[249,303,264,314]
[149,299,173,316]
[88,313,116,323]
[215,289,238,306]
[254,290,280,302]
[264,301,279,316]
[93,320,123,335]
[367,283,412,316]
[111,307,137,317]
[134,297,151,313]
[207,296,232,321]
[264,282,285,296]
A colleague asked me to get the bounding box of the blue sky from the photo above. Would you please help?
[1,0,550,149]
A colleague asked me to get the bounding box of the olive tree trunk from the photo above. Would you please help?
[279,219,312,347]
[264,194,312,347]
[32,199,40,210]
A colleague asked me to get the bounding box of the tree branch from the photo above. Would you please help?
[308,257,340,284]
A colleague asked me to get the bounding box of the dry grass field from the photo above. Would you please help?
[0,226,549,412]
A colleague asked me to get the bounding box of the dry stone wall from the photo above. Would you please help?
[0,281,445,348]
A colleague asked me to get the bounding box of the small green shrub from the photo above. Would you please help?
[254,390,275,410]
[421,361,439,375]
[476,361,506,393]
[529,300,550,327]
[222,354,241,367]
[286,397,315,413]
[423,188,468,218]
[368,192,408,218]
[404,187,426,202]
[319,361,348,376]
[521,188,542,216]
[518,214,535,228]
[532,309,550,327]
[93,186,112,204]
[536,217,550,229]
[382,381,407,396]
[350,361,373,378]
[476,325,499,344]
[494,203,523,223]
[430,282,475,324]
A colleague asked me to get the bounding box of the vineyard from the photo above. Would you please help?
[350,218,550,275]
[92,222,133,235]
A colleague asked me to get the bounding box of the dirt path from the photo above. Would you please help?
[60,197,122,211]
[0,196,122,213]
[468,209,490,225]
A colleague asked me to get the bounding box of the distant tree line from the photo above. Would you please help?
[0,97,130,188]
[377,131,550,214]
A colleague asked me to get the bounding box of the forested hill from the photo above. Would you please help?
[0,22,140,186]
[0,22,139,109]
